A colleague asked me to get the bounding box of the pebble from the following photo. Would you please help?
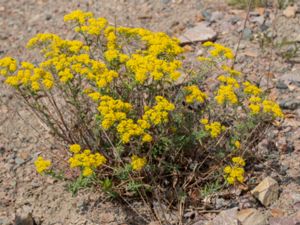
[276,80,288,89]
[208,207,238,225]
[283,5,298,18]
[251,177,279,207]
[237,208,267,225]
[178,22,217,44]
[242,28,253,41]
[279,99,300,110]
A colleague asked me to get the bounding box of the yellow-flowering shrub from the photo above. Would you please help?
[1,10,284,203]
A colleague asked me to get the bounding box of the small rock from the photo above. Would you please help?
[279,70,300,86]
[160,0,171,4]
[15,157,25,166]
[250,16,265,25]
[228,16,241,25]
[237,208,267,225]
[178,22,217,44]
[46,14,52,20]
[242,28,253,41]
[283,5,298,18]
[15,213,35,225]
[201,10,212,21]
[196,49,204,56]
[270,208,285,218]
[210,11,224,22]
[279,99,300,110]
[215,198,227,209]
[208,207,238,225]
[269,211,300,225]
[251,177,279,207]
[276,80,288,89]
[153,201,178,223]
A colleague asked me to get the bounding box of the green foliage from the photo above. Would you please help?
[200,179,222,198]
[68,174,95,196]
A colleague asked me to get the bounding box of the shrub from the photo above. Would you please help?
[0,10,283,204]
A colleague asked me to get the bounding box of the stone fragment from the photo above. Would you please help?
[15,213,35,225]
[178,22,217,44]
[283,5,298,18]
[269,211,300,225]
[279,70,300,86]
[251,177,279,206]
[207,207,238,225]
[237,208,267,225]
[279,99,300,110]
[242,28,253,41]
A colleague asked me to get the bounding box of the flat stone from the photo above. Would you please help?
[269,211,300,225]
[237,208,267,225]
[178,22,217,44]
[279,99,300,110]
[283,5,298,18]
[251,177,279,207]
[207,207,238,225]
[279,70,300,86]
[242,28,253,41]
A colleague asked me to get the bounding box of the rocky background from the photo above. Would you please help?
[0,0,300,224]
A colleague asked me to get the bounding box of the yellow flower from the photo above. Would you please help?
[234,141,241,149]
[69,144,81,154]
[249,103,260,114]
[232,157,245,166]
[200,118,208,125]
[243,81,262,96]
[226,176,235,184]
[82,167,93,177]
[34,156,51,174]
[184,85,207,104]
[224,166,232,174]
[204,121,224,138]
[215,85,238,105]
[142,134,153,143]
[262,100,284,118]
[131,155,147,171]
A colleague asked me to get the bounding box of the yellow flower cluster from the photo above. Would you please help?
[97,95,174,144]
[215,84,238,105]
[234,140,241,149]
[243,81,262,96]
[203,41,234,59]
[217,75,239,88]
[97,96,132,130]
[221,65,242,76]
[63,10,93,26]
[224,157,245,184]
[68,144,106,177]
[131,155,147,171]
[142,96,175,125]
[247,95,283,117]
[27,33,89,58]
[200,119,225,138]
[0,57,17,76]
[34,156,52,174]
[2,61,54,91]
[117,119,152,144]
[27,33,119,87]
[184,85,207,104]
[262,100,284,118]
[103,26,129,63]
[126,54,182,84]
[115,96,174,143]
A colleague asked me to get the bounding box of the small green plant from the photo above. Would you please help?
[200,180,222,198]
